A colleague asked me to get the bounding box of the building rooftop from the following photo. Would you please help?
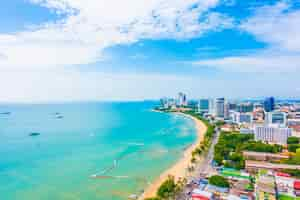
[246,160,300,170]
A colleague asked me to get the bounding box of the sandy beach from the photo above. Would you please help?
[141,112,208,199]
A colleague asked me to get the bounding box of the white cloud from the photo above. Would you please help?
[194,51,300,72]
[194,1,300,72]
[240,1,300,52]
[0,0,233,69]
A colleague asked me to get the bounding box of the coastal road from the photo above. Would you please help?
[198,127,220,175]
[176,127,221,200]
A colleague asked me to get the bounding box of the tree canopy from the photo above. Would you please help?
[209,175,230,188]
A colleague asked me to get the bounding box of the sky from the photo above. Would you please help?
[0,0,300,102]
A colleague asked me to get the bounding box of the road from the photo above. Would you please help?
[198,127,220,175]
[176,127,221,200]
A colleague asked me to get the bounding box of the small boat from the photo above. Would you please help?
[29,132,40,137]
[0,112,11,115]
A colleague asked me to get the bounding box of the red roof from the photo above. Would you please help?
[294,180,300,190]
[191,194,210,200]
[276,172,291,177]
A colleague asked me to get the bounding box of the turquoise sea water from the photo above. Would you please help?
[0,102,196,200]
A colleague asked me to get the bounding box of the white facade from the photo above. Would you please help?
[214,98,225,118]
[254,126,292,145]
[178,92,187,106]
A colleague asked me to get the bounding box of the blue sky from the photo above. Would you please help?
[0,0,300,102]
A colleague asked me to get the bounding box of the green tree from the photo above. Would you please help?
[157,176,177,199]
[288,136,300,144]
[288,144,300,152]
[209,175,230,188]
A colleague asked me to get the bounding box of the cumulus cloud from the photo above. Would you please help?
[194,1,300,72]
[240,1,300,52]
[0,0,233,69]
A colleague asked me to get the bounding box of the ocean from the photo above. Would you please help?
[0,102,196,200]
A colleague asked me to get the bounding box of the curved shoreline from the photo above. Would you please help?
[141,112,208,199]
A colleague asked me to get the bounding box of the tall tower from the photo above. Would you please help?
[215,98,225,118]
[264,97,275,112]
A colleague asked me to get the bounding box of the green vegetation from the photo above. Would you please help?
[152,109,215,199]
[287,136,300,153]
[214,132,253,167]
[183,111,215,162]
[224,153,245,169]
[281,149,300,165]
[288,144,300,152]
[145,176,186,200]
[278,194,300,200]
[156,176,177,199]
[242,141,282,153]
[281,169,300,178]
[215,120,225,127]
[214,132,283,169]
[287,136,300,144]
[208,175,230,188]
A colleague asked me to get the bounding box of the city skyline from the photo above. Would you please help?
[1,0,300,102]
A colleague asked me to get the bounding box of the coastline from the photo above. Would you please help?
[141,112,208,199]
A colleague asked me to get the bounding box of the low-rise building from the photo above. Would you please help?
[275,172,300,198]
[243,151,289,162]
[255,172,276,200]
[245,160,300,172]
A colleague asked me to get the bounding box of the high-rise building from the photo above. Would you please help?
[198,99,210,112]
[231,112,253,124]
[254,126,292,145]
[224,102,230,119]
[266,112,287,127]
[215,98,225,118]
[237,103,254,113]
[228,103,237,111]
[264,97,275,112]
[178,92,187,106]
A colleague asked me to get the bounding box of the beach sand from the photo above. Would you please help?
[141,112,207,199]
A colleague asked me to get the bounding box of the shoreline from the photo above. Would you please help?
[141,112,208,199]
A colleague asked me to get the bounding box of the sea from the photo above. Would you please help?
[0,102,196,200]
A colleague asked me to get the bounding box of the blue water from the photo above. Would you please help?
[0,102,196,200]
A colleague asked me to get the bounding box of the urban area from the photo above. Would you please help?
[156,94,300,200]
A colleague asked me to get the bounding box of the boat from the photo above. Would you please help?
[29,132,40,137]
[0,112,11,115]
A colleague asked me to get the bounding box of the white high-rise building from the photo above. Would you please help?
[178,92,187,106]
[214,98,225,118]
[224,102,230,119]
[254,126,292,145]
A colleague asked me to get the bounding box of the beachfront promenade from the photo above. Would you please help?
[176,127,220,200]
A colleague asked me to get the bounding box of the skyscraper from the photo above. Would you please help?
[198,99,210,112]
[237,102,254,113]
[264,97,275,112]
[178,92,187,106]
[215,98,225,118]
